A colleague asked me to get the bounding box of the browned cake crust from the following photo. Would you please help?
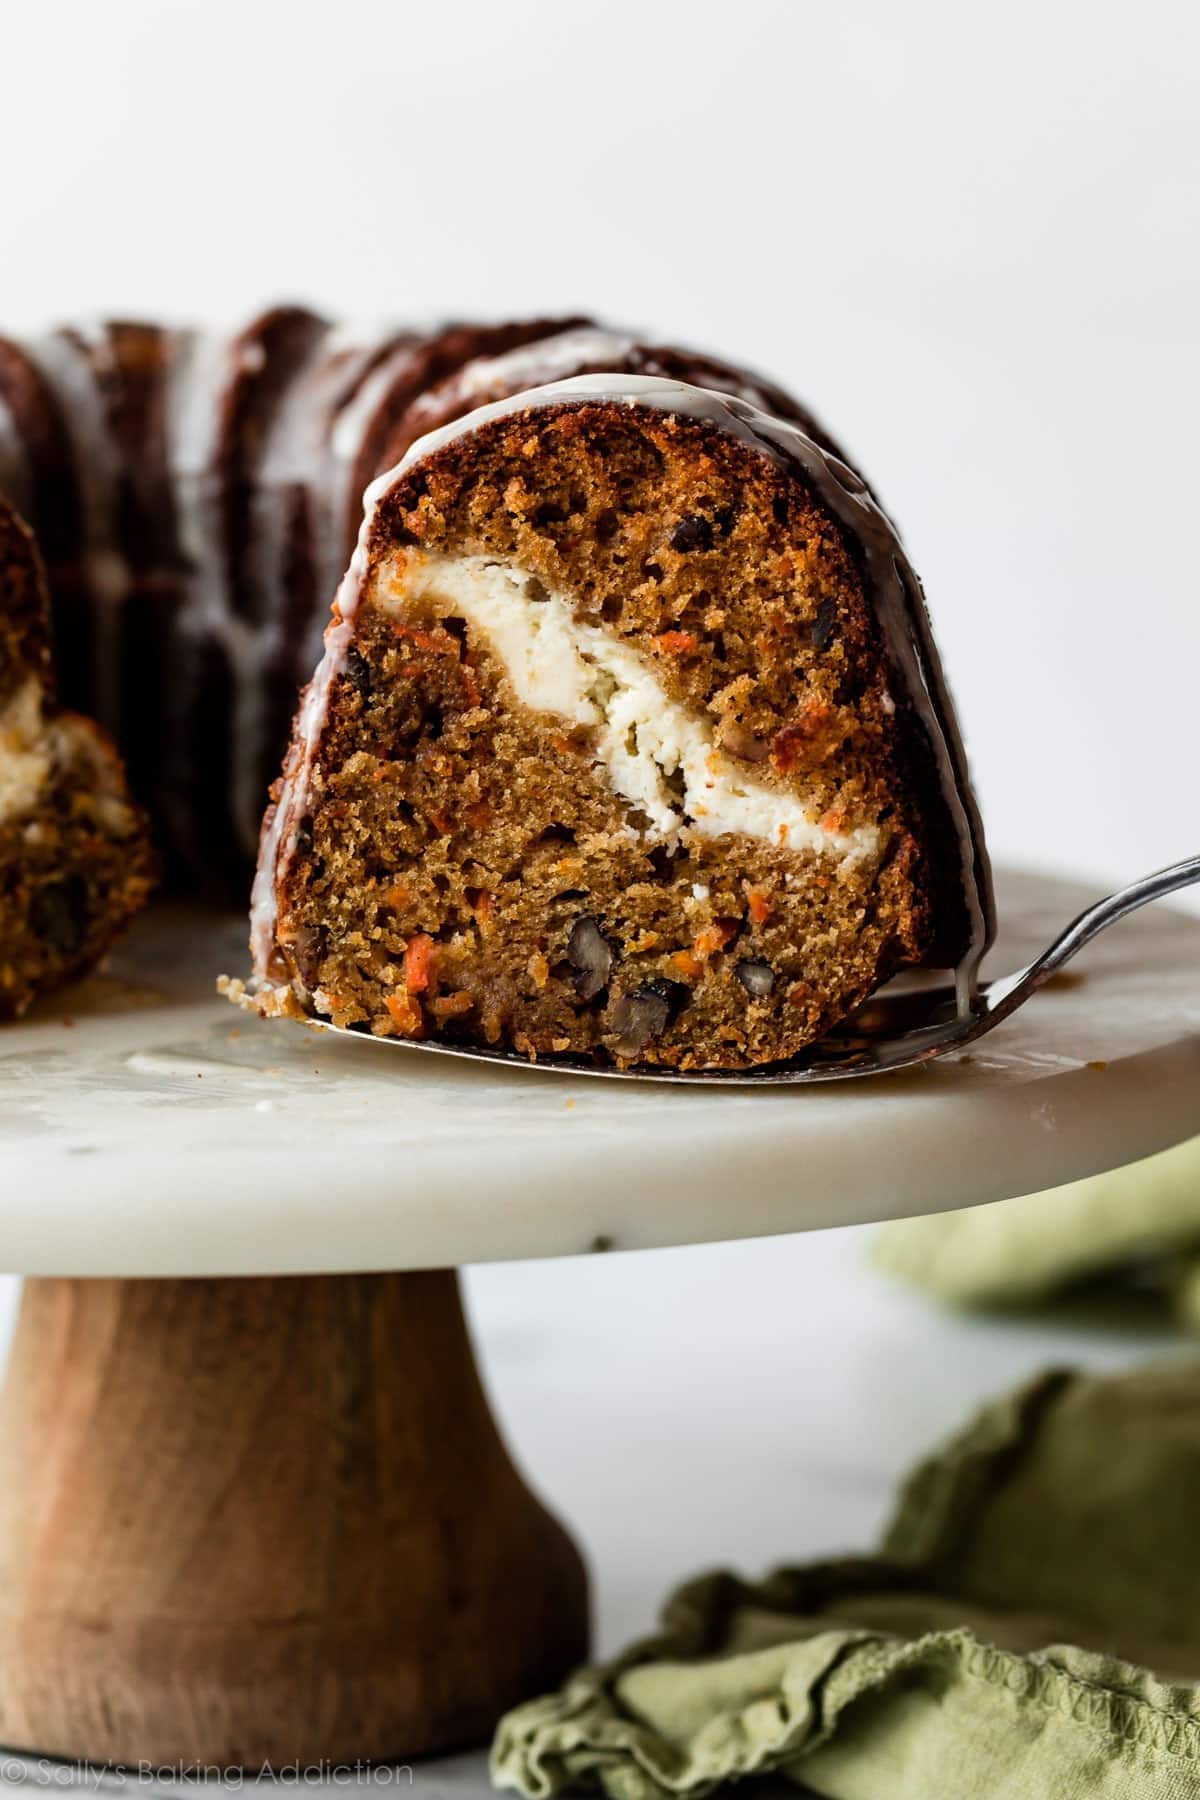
[0,501,155,1018]
[242,383,990,1070]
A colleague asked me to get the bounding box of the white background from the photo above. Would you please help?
[4,0,1197,894]
[2,0,1198,1664]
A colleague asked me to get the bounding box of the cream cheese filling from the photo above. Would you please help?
[0,678,134,835]
[387,553,879,864]
[0,678,53,827]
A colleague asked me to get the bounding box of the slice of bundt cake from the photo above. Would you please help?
[0,499,154,1017]
[238,374,991,1071]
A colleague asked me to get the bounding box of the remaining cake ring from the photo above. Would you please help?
[0,498,154,1016]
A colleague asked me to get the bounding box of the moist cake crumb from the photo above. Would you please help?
[0,500,155,1017]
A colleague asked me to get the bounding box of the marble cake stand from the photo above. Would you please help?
[0,867,1197,1769]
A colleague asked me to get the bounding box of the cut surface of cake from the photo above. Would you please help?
[240,375,991,1071]
[0,499,154,1017]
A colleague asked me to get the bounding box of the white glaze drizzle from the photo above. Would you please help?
[162,326,243,860]
[237,324,339,856]
[0,386,33,524]
[320,334,425,660]
[251,373,989,1002]
[401,327,803,451]
[20,328,132,732]
[165,321,408,860]
[403,328,638,429]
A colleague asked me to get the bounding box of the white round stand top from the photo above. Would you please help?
[2,867,1198,1276]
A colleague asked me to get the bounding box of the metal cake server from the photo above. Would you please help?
[309,853,1200,1085]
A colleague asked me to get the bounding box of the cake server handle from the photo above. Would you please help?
[982,851,1200,1019]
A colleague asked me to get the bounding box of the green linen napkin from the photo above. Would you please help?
[873,1136,1200,1326]
[493,1359,1200,1800]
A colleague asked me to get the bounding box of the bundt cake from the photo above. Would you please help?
[0,498,154,1017]
[238,374,992,1071]
[0,309,991,1068]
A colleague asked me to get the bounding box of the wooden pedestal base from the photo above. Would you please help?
[0,1272,588,1767]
